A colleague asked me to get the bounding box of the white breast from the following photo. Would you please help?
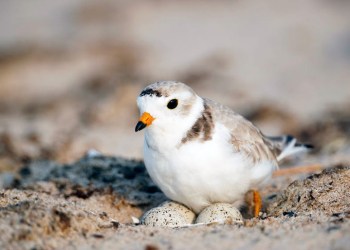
[143,123,274,214]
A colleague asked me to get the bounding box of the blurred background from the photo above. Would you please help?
[0,0,349,171]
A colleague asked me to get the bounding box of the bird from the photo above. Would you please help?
[135,81,311,217]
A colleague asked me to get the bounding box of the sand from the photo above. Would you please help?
[0,155,349,249]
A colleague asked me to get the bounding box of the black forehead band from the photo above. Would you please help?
[139,88,162,97]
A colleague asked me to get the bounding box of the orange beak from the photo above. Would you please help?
[135,112,155,132]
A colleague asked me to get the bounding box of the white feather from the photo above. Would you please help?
[277,138,308,161]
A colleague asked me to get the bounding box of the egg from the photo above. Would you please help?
[140,201,196,227]
[195,203,244,225]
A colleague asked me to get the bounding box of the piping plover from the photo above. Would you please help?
[135,81,310,216]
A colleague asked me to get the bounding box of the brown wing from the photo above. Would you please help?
[204,98,278,165]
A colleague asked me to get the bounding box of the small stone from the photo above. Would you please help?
[195,203,244,225]
[140,201,195,227]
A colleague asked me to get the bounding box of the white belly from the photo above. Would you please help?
[143,125,275,214]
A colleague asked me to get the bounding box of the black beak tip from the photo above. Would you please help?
[135,121,147,132]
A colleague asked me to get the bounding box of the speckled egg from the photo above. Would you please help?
[140,201,196,227]
[195,203,244,225]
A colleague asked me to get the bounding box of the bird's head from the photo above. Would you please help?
[135,81,203,134]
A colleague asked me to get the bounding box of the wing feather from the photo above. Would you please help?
[203,98,277,165]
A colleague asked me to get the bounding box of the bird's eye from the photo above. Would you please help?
[167,99,178,109]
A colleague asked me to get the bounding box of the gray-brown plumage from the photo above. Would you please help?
[181,103,214,144]
[202,98,278,165]
[199,98,311,165]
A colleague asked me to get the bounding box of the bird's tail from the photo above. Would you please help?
[264,135,313,162]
